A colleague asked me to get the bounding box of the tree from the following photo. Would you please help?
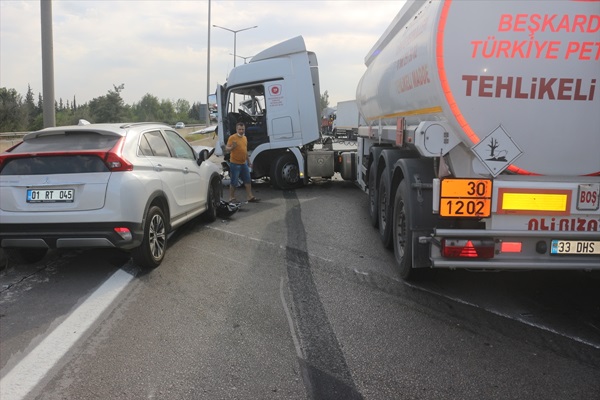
[189,102,202,121]
[160,99,175,123]
[175,98,190,121]
[133,93,161,122]
[24,84,37,129]
[0,84,200,132]
[0,87,24,132]
[89,84,126,122]
[37,93,43,115]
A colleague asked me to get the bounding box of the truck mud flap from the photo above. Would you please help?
[412,230,433,268]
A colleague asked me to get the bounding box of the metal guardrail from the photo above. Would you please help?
[0,133,27,152]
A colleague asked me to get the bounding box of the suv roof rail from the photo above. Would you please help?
[119,122,166,129]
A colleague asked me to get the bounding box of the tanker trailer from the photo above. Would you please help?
[356,0,600,279]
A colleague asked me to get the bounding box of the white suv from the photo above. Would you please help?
[0,122,221,269]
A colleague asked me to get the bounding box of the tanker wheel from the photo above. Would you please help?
[368,166,378,227]
[378,167,393,248]
[393,179,414,279]
[271,152,302,190]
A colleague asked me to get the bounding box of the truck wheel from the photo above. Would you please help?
[378,168,393,248]
[271,152,302,190]
[368,166,378,227]
[393,179,413,279]
[132,205,167,270]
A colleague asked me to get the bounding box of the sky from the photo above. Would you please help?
[0,0,405,108]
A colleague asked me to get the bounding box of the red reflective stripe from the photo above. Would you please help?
[437,0,481,146]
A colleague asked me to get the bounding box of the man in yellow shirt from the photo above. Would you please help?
[225,122,259,203]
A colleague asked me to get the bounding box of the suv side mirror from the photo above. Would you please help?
[197,148,215,166]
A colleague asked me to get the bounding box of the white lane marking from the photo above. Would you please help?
[0,269,134,400]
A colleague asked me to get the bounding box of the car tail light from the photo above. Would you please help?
[441,239,495,259]
[114,227,132,241]
[103,137,133,171]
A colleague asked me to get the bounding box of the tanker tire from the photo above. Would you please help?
[368,166,378,228]
[393,179,413,279]
[378,167,393,248]
[271,152,302,190]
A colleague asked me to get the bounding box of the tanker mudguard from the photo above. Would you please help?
[376,148,419,185]
[392,157,440,269]
[392,157,438,229]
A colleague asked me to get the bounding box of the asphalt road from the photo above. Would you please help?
[1,171,599,399]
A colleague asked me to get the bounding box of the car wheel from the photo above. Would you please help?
[368,165,378,228]
[271,152,302,190]
[202,179,218,222]
[378,167,393,248]
[5,248,48,264]
[132,205,167,270]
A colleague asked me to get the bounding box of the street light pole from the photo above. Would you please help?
[213,24,258,68]
[229,53,254,64]
[213,24,257,110]
[206,0,211,124]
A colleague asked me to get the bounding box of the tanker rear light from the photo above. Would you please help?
[500,241,522,253]
[441,239,495,259]
[497,189,571,215]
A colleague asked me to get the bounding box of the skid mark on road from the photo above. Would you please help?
[282,191,364,400]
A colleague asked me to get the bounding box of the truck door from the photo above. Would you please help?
[214,84,227,156]
[264,81,296,141]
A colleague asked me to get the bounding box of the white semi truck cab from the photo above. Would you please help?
[215,36,356,189]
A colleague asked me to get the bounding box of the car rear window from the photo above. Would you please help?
[1,155,109,175]
[10,131,120,153]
